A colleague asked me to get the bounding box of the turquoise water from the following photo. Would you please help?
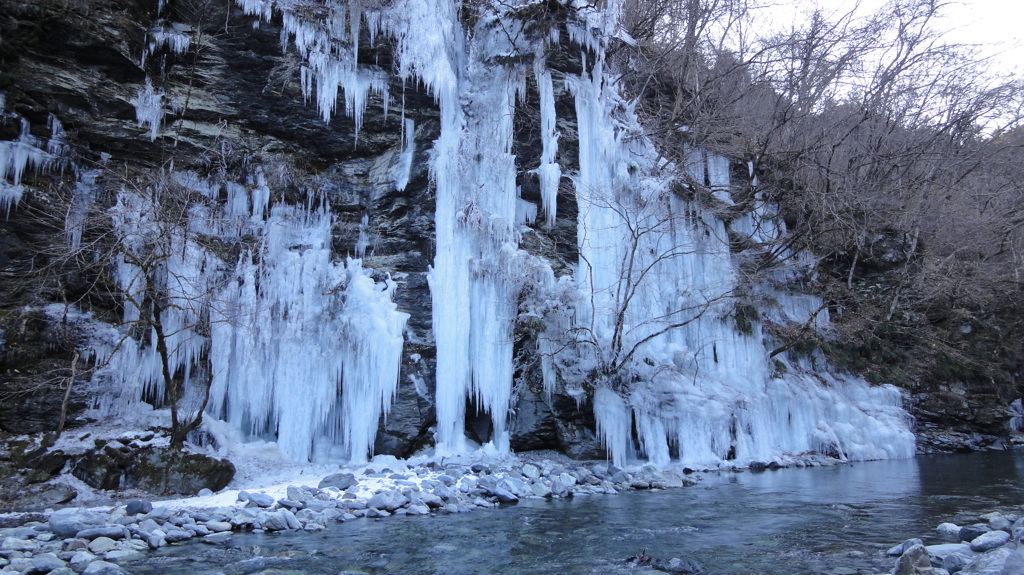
[134,451,1024,574]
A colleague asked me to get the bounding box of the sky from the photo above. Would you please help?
[758,0,1024,75]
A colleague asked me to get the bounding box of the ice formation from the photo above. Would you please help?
[78,0,913,467]
[131,79,165,142]
[0,117,66,214]
[553,1,914,467]
[90,171,407,463]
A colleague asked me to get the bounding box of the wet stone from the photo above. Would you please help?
[86,537,117,555]
[970,530,1010,552]
[247,493,275,508]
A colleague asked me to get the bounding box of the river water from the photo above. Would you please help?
[134,451,1024,575]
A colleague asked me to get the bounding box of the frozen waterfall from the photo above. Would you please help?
[76,0,914,467]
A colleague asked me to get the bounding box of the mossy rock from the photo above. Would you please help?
[71,445,234,495]
[127,448,235,495]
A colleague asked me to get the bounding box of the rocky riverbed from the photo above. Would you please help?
[0,455,715,574]
[886,509,1024,575]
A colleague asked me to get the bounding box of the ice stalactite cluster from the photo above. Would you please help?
[0,116,69,214]
[77,0,916,466]
[141,23,192,68]
[131,80,165,142]
[236,0,390,135]
[552,2,915,468]
[221,0,914,465]
[206,205,407,463]
[236,0,566,455]
[89,170,407,463]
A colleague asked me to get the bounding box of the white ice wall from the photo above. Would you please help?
[83,0,913,467]
[91,172,407,463]
[560,2,915,468]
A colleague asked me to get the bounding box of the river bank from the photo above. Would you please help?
[0,446,865,575]
[886,508,1024,574]
[3,449,1024,574]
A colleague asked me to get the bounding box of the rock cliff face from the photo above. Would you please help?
[0,0,1013,466]
[0,0,597,458]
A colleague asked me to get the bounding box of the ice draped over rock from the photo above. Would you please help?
[90,173,408,463]
[558,1,915,467]
[74,0,914,466]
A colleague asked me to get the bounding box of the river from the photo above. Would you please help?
[132,450,1024,574]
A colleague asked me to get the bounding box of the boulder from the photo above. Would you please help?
[937,523,962,542]
[980,513,1011,532]
[248,492,276,508]
[490,486,519,504]
[206,521,232,533]
[969,530,1010,552]
[959,525,991,543]
[9,483,78,512]
[367,491,409,512]
[69,553,97,573]
[318,473,357,490]
[257,511,289,531]
[76,527,127,540]
[81,560,130,575]
[87,537,118,555]
[960,546,1016,575]
[30,553,65,573]
[127,448,235,495]
[202,532,232,545]
[893,544,934,575]
[103,550,145,563]
[125,500,152,516]
[71,447,234,495]
[1,537,38,552]
[49,508,105,538]
[926,543,974,572]
[890,539,926,557]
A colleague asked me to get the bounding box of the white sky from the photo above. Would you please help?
[756,0,1024,75]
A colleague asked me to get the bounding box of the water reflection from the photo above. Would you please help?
[136,451,1023,575]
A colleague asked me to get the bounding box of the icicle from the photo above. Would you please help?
[393,118,415,191]
[0,118,59,215]
[132,79,165,141]
[534,55,561,230]
[355,213,370,258]
[149,25,192,57]
[594,387,631,467]
[65,170,101,249]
